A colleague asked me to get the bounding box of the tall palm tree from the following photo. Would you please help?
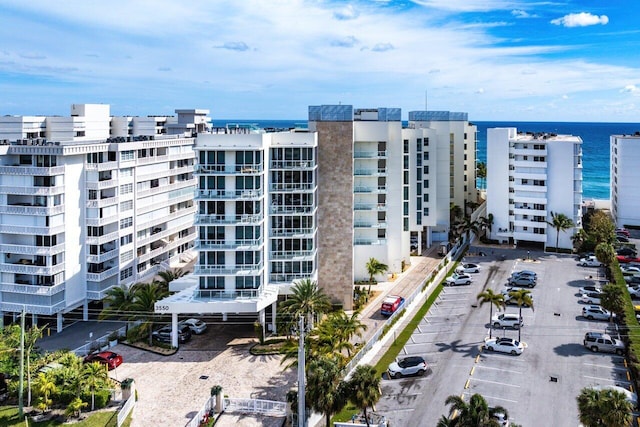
[365,258,388,294]
[477,161,487,189]
[99,284,137,334]
[443,393,508,426]
[280,279,332,329]
[157,268,185,292]
[577,387,633,427]
[325,310,367,357]
[547,211,575,252]
[506,289,534,341]
[477,289,505,339]
[129,282,169,345]
[348,364,382,427]
[454,216,481,243]
[305,356,348,427]
[82,361,109,410]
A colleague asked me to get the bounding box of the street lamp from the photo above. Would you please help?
[297,315,306,427]
[18,306,25,418]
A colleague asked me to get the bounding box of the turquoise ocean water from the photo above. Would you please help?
[218,120,640,200]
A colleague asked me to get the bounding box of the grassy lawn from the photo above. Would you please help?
[0,406,132,427]
[332,278,448,423]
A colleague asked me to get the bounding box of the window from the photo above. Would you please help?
[120,168,133,177]
[120,183,133,195]
[120,200,133,211]
[88,190,97,200]
[423,207,429,216]
[120,217,133,229]
[120,250,133,263]
[120,267,133,281]
[120,234,133,246]
[120,151,134,161]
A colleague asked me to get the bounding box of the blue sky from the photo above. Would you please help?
[1,0,639,122]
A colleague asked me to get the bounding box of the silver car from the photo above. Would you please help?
[582,305,613,321]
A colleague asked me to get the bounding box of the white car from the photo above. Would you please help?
[445,273,472,286]
[579,285,602,295]
[483,337,525,355]
[387,356,428,378]
[456,263,480,274]
[582,305,613,321]
[501,288,534,307]
[491,313,523,329]
[579,257,603,267]
[622,266,640,274]
[628,286,640,299]
[179,318,207,335]
[580,292,601,305]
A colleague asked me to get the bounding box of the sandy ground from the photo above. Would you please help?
[110,324,295,427]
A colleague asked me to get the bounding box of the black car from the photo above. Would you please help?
[153,324,192,344]
[617,247,637,257]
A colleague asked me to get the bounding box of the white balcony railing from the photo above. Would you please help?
[1,243,65,256]
[0,282,66,296]
[194,262,264,275]
[0,262,65,275]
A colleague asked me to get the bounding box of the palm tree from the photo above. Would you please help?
[34,372,57,412]
[322,310,367,358]
[280,279,332,329]
[547,211,575,252]
[577,387,633,427]
[477,289,505,339]
[129,282,169,345]
[365,258,388,294]
[347,364,381,427]
[477,161,487,189]
[595,242,616,268]
[99,284,137,334]
[65,396,87,418]
[305,356,348,427]
[82,362,109,411]
[443,393,508,426]
[25,324,45,406]
[157,268,185,292]
[506,289,534,341]
[454,216,481,243]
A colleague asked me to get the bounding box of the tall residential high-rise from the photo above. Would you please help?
[486,128,582,250]
[611,134,640,227]
[0,104,208,330]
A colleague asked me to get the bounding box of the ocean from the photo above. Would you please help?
[217,119,640,200]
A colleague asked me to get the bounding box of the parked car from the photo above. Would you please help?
[456,263,480,274]
[83,351,123,370]
[617,247,637,257]
[583,332,625,355]
[445,273,472,286]
[579,256,603,267]
[617,255,640,264]
[579,285,602,295]
[511,270,537,280]
[582,305,614,321]
[491,410,510,427]
[179,318,207,335]
[625,276,640,285]
[387,356,428,378]
[581,292,602,305]
[501,289,534,307]
[491,313,523,329]
[616,227,631,237]
[380,295,405,316]
[589,385,637,406]
[628,286,640,299]
[621,266,640,274]
[483,337,525,355]
[617,235,630,243]
[153,324,192,343]
[507,276,536,288]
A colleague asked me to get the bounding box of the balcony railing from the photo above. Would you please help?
[270,183,315,192]
[0,300,66,316]
[138,205,197,229]
[354,238,388,245]
[0,282,66,296]
[195,189,263,200]
[196,239,263,250]
[269,228,315,237]
[86,230,119,246]
[85,178,119,190]
[194,262,264,275]
[87,197,118,208]
[354,168,387,176]
[1,243,64,256]
[354,203,386,211]
[0,224,65,235]
[353,150,387,158]
[85,161,118,171]
[270,250,316,260]
[86,266,119,282]
[194,164,264,174]
[0,185,65,196]
[0,165,65,176]
[195,214,263,225]
[86,214,120,227]
[194,287,263,300]
[269,273,312,283]
[0,262,65,275]
[0,204,65,215]
[269,206,316,214]
[87,248,119,263]
[270,161,315,169]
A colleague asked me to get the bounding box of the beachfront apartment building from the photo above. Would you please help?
[611,134,640,227]
[158,105,477,345]
[486,127,582,250]
[0,104,208,330]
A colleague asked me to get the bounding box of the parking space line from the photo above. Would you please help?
[469,377,521,388]
[473,365,524,375]
[583,362,628,371]
[463,391,518,404]
[583,375,631,385]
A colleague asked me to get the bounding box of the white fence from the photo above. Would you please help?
[186,396,215,427]
[187,396,287,426]
[117,392,136,427]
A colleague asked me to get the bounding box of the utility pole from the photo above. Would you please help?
[297,315,306,427]
[18,306,25,418]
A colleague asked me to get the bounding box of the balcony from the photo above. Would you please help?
[0,282,65,296]
[0,204,65,215]
[196,238,263,250]
[354,238,388,245]
[513,184,547,193]
[137,155,169,165]
[85,161,118,172]
[354,203,386,211]
[354,168,387,176]
[195,213,263,225]
[195,189,263,200]
[86,266,119,282]
[86,230,119,246]
[270,161,315,170]
[194,262,264,275]
[1,243,64,256]
[194,286,264,300]
[0,224,65,235]
[137,180,196,198]
[0,261,65,275]
[87,196,118,208]
[270,206,316,214]
[0,300,66,316]
[195,164,264,174]
[353,150,387,159]
[138,205,197,229]
[354,222,387,228]
[513,160,547,169]
[87,248,119,263]
[269,228,315,237]
[85,178,118,190]
[270,249,316,260]
[86,213,120,227]
[269,273,312,283]
[137,233,196,264]
[270,183,315,192]
[0,185,65,196]
[0,165,65,176]
[353,186,386,193]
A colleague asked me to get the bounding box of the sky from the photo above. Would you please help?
[1,0,639,122]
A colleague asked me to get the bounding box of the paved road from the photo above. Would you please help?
[375,246,635,426]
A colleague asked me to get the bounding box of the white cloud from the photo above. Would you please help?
[562,94,568,99]
[621,85,640,94]
[511,9,537,18]
[334,5,359,20]
[551,12,609,28]
[475,88,485,94]
[410,0,517,12]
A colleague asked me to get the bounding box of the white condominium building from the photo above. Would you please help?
[0,104,208,330]
[486,128,582,250]
[611,134,640,227]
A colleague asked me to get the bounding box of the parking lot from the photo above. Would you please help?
[109,324,295,427]
[376,246,636,426]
